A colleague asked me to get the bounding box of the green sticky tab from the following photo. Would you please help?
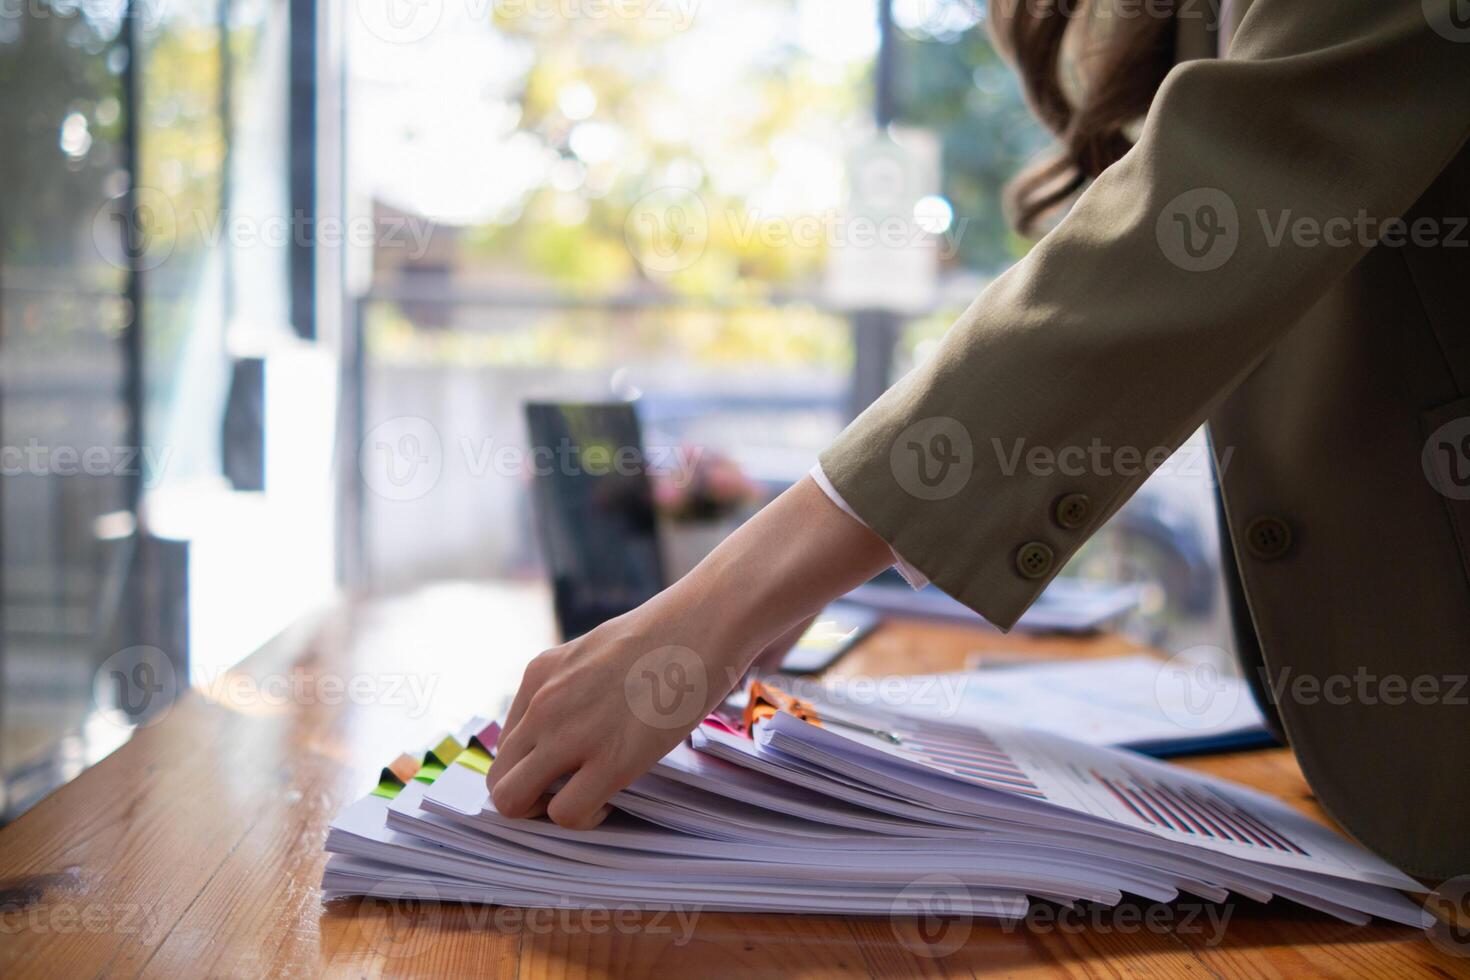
[371,777,403,800]
[426,735,463,768]
[409,735,463,784]
[454,744,492,775]
[370,753,419,798]
[413,758,447,783]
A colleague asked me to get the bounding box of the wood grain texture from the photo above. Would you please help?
[0,582,1464,979]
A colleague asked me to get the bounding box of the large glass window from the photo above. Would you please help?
[344,0,1232,653]
[0,0,327,817]
[346,0,1051,588]
[1,0,133,813]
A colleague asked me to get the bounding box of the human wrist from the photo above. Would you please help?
[673,476,891,668]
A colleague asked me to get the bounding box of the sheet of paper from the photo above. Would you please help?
[756,710,1423,897]
[775,655,1268,754]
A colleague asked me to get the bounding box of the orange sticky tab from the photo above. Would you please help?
[386,752,421,783]
[742,680,820,732]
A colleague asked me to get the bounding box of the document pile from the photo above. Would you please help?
[324,692,1430,926]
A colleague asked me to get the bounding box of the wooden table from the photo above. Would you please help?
[0,581,1464,978]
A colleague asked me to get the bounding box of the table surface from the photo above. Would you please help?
[0,581,1464,978]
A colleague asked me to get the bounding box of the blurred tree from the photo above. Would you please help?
[355,0,1049,368]
[0,1,126,289]
[892,20,1047,271]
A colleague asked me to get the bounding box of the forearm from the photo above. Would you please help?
[660,475,892,668]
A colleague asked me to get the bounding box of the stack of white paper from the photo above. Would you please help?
[323,707,1430,928]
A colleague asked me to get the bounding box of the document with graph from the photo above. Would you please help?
[750,709,1413,889]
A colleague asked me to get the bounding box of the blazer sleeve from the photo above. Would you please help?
[818,0,1470,629]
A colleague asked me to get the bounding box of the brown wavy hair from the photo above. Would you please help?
[989,0,1180,236]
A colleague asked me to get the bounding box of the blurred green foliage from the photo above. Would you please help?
[893,24,1047,272]
[372,3,1048,369]
[430,3,1046,294]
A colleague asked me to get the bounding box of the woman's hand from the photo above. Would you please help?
[486,476,893,829]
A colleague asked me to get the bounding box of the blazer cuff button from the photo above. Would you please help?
[1054,493,1091,530]
[1015,541,1055,580]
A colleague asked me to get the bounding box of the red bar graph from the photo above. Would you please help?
[894,726,1046,798]
[1091,768,1308,856]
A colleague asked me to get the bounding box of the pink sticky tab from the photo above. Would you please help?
[700,714,746,738]
[477,720,502,752]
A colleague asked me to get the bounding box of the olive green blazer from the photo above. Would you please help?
[821,0,1470,880]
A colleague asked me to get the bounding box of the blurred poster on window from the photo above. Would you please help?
[823,128,941,314]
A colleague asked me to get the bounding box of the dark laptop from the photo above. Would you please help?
[524,400,875,668]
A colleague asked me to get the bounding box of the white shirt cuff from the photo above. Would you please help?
[808,463,930,590]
